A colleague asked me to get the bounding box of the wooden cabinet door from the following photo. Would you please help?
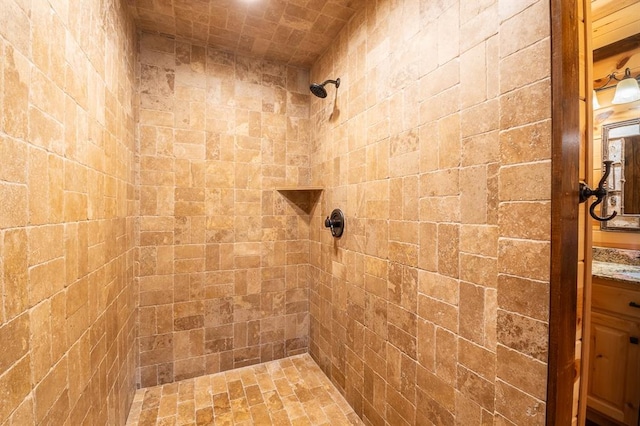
[588,311,640,425]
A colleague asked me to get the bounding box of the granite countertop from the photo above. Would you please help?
[592,261,640,285]
[592,247,640,285]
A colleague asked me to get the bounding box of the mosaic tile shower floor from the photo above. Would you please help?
[126,354,363,426]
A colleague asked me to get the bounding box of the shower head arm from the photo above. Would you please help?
[320,78,340,88]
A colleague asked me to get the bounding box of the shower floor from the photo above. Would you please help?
[125,354,363,426]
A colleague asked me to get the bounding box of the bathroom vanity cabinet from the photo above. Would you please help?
[588,277,640,426]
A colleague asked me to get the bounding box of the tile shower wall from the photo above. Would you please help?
[309,0,552,424]
[136,33,313,387]
[0,0,137,425]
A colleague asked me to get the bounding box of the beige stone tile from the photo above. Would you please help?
[437,5,460,64]
[29,299,53,383]
[28,107,63,153]
[498,201,551,241]
[420,169,459,198]
[0,135,27,183]
[0,355,31,423]
[497,310,548,362]
[500,39,550,94]
[496,344,547,401]
[498,238,550,282]
[484,288,498,352]
[499,0,549,58]
[460,225,498,256]
[7,396,35,426]
[2,44,30,139]
[460,254,497,288]
[455,390,483,425]
[500,80,550,130]
[0,312,29,371]
[420,84,458,125]
[460,99,499,138]
[460,166,487,224]
[457,365,495,412]
[263,390,285,412]
[437,223,459,278]
[230,397,252,423]
[497,274,549,322]
[495,380,545,426]
[435,327,457,385]
[458,338,496,382]
[212,392,231,417]
[500,120,551,165]
[416,317,436,372]
[0,182,27,229]
[157,392,178,418]
[418,270,458,306]
[460,42,487,109]
[3,229,28,320]
[417,294,458,333]
[418,222,438,272]
[462,131,499,167]
[460,4,499,53]
[177,400,196,424]
[34,356,68,423]
[417,364,456,413]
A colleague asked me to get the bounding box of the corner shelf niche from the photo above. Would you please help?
[275,187,323,214]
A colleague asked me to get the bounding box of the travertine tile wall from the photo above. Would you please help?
[128,0,367,67]
[136,33,313,388]
[0,0,138,425]
[308,0,552,424]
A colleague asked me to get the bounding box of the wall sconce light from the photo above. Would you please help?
[612,68,640,104]
[594,67,640,106]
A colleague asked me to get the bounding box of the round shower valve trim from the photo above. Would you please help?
[324,209,345,238]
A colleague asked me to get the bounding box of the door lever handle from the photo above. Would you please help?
[629,302,640,309]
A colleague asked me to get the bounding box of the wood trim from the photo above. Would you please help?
[593,34,640,62]
[587,407,625,426]
[591,231,640,250]
[547,0,581,424]
[578,0,595,422]
[591,0,639,22]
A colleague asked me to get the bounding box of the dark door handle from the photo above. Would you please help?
[631,337,639,345]
[629,302,640,309]
[579,160,617,222]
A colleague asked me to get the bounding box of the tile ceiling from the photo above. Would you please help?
[128,0,366,67]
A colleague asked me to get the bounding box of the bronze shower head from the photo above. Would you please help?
[310,78,340,98]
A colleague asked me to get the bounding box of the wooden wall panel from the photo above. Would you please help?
[578,0,595,423]
[591,0,640,49]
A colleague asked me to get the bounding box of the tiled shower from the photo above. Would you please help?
[0,0,552,425]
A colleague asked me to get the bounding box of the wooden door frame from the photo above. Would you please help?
[547,0,582,424]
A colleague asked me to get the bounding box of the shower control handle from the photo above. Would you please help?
[324,209,345,238]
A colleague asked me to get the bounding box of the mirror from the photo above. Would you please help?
[601,118,640,231]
